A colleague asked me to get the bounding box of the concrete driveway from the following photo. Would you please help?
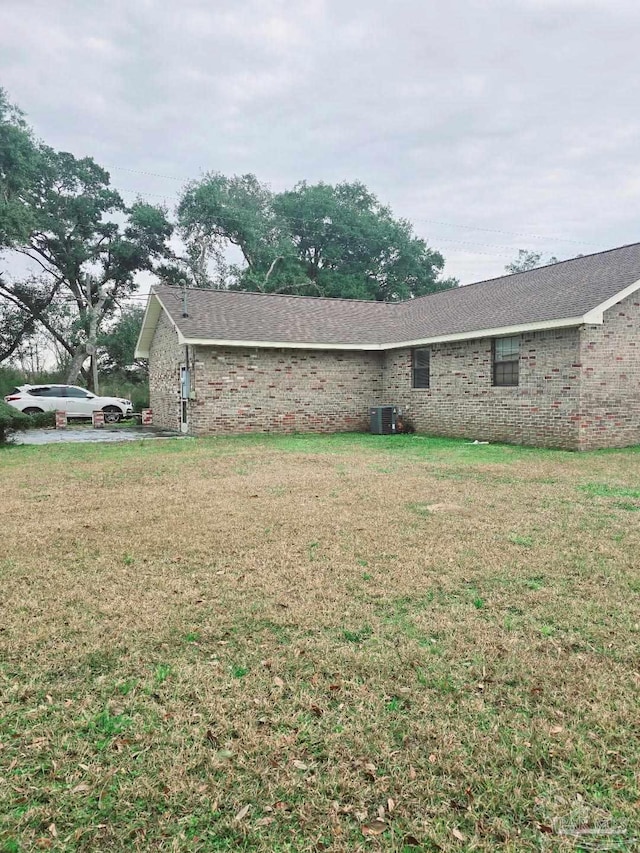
[16,426,182,445]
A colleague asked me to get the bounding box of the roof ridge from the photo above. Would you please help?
[405,240,640,303]
[155,283,397,307]
[155,241,640,307]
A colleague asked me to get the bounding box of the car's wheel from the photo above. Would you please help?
[102,406,122,424]
[22,407,44,415]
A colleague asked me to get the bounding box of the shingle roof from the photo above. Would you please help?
[140,242,640,354]
[154,286,396,346]
[394,241,640,341]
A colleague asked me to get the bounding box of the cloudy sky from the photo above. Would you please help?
[2,0,639,284]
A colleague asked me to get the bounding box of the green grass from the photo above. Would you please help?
[1,433,640,851]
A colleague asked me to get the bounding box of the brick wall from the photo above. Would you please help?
[383,328,583,449]
[149,311,182,431]
[189,346,383,435]
[147,295,639,448]
[578,293,640,450]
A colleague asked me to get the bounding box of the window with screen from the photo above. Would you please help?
[412,348,430,388]
[493,336,520,386]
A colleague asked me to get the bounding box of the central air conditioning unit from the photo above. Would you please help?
[370,406,399,435]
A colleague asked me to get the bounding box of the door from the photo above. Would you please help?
[179,366,190,433]
[29,386,67,412]
[64,386,97,417]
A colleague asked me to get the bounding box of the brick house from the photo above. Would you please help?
[135,243,640,450]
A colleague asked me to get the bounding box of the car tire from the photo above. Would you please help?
[102,406,122,424]
[22,407,44,414]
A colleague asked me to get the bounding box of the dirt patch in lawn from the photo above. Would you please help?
[1,435,639,851]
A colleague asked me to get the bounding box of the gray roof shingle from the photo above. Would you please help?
[151,242,640,349]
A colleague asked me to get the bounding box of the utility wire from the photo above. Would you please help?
[108,165,598,247]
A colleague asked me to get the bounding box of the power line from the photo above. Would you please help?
[411,218,597,246]
[108,165,190,183]
[106,164,598,248]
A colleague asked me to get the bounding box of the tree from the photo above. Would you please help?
[98,305,147,377]
[0,102,174,387]
[0,89,40,247]
[176,174,457,300]
[505,249,559,274]
[0,89,44,361]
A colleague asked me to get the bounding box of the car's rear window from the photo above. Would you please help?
[28,387,62,397]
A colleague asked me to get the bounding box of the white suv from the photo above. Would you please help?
[5,385,133,423]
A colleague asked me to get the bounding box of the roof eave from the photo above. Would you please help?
[134,291,180,358]
[139,275,640,355]
[582,277,640,324]
[180,315,590,351]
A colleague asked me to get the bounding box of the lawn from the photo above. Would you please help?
[1,434,639,852]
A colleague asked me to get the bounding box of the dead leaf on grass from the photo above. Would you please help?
[550,725,564,735]
[234,804,250,822]
[361,819,388,836]
[452,828,465,841]
[48,824,57,837]
[256,816,274,826]
[292,759,309,771]
[215,749,234,761]
[273,676,284,688]
[71,783,91,794]
[403,835,421,847]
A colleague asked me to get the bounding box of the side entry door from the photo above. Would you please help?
[179,366,190,433]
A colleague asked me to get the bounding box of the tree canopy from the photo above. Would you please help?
[505,249,559,274]
[0,89,174,384]
[176,173,457,301]
[1,89,459,386]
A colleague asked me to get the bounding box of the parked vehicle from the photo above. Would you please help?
[4,385,133,423]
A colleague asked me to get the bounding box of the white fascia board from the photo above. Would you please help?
[133,293,159,359]
[386,316,588,349]
[582,278,640,324]
[134,291,181,358]
[178,334,382,351]
[179,316,588,352]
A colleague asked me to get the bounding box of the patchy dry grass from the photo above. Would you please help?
[1,433,639,852]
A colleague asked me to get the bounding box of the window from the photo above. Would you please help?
[29,387,58,397]
[493,336,520,386]
[412,348,430,388]
[65,386,92,399]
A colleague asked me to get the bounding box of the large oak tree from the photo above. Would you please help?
[0,89,173,386]
[176,173,457,300]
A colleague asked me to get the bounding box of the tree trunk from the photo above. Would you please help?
[66,344,88,385]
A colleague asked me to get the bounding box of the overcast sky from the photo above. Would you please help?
[2,0,639,285]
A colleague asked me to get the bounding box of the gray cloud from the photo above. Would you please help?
[2,0,639,283]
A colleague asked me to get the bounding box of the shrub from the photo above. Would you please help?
[27,410,56,429]
[0,400,29,445]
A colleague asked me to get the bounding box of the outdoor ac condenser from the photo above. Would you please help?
[370,406,398,435]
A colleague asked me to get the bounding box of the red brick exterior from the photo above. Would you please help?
[149,311,182,432]
[384,327,583,449]
[147,293,639,450]
[189,346,382,434]
[577,293,640,449]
